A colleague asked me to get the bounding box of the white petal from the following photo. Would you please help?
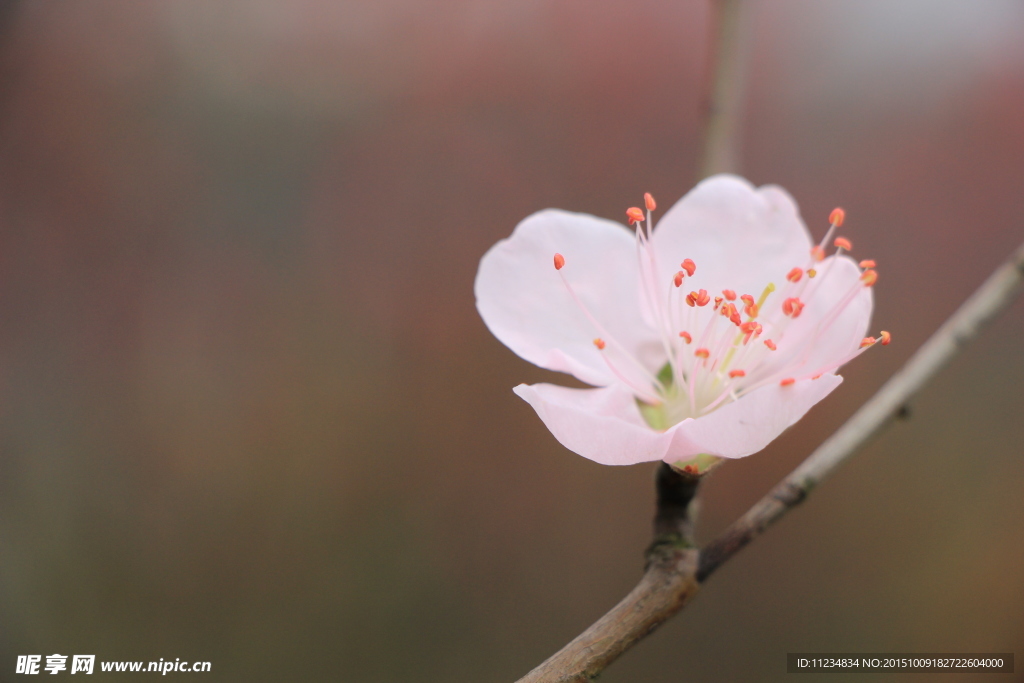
[666,374,843,461]
[476,209,661,387]
[513,383,672,465]
[651,175,813,301]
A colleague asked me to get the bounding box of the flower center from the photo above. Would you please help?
[553,197,889,430]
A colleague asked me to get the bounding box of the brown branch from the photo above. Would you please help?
[650,462,701,549]
[515,548,699,683]
[516,241,1024,682]
[516,465,701,683]
[696,0,751,179]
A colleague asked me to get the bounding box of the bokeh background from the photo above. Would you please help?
[0,1,1021,681]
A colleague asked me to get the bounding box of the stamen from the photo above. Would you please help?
[834,237,852,251]
[764,339,777,350]
[680,259,696,277]
[695,348,710,359]
[740,294,757,318]
[787,267,803,283]
[859,259,876,269]
[880,330,891,345]
[782,297,805,318]
[780,378,795,386]
[673,271,685,287]
[679,331,692,344]
[553,253,565,270]
[626,207,645,225]
[861,269,878,286]
[859,337,875,349]
[644,192,657,211]
[812,210,842,263]
[807,268,817,278]
[728,369,746,378]
[723,289,737,301]
[686,289,710,307]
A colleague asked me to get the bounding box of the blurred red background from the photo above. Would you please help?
[0,1,1021,680]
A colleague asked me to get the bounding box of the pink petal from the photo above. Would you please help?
[515,374,842,465]
[651,175,813,300]
[666,374,843,461]
[476,209,661,388]
[513,383,673,465]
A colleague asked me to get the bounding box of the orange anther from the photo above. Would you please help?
[553,253,565,270]
[713,296,723,310]
[740,294,755,306]
[626,207,645,225]
[880,330,891,346]
[859,259,876,269]
[723,289,736,301]
[811,245,826,262]
[829,207,845,227]
[764,339,777,351]
[721,303,740,325]
[593,338,606,350]
[682,464,699,475]
[782,297,804,318]
[644,192,656,211]
[834,237,852,251]
[728,369,746,378]
[673,271,684,287]
[807,268,817,278]
[694,348,710,359]
[745,303,759,318]
[680,258,696,277]
[780,378,795,386]
[786,267,803,283]
[679,331,692,344]
[860,337,875,348]
[740,321,758,333]
[694,289,710,306]
[861,269,878,286]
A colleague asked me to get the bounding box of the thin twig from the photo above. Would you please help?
[697,0,750,179]
[516,241,1024,682]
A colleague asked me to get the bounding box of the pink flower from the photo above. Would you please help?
[475,175,886,468]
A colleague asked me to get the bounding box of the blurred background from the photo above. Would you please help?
[0,1,1021,681]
